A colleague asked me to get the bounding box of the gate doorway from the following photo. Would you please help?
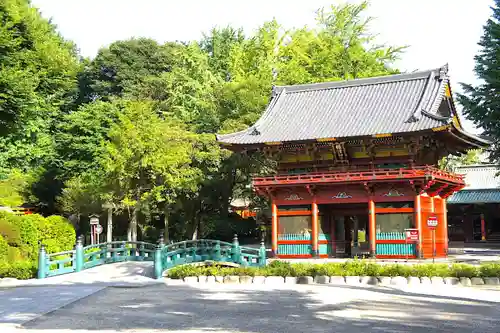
[319,203,370,258]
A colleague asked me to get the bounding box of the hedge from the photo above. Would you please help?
[0,212,76,279]
[166,260,500,279]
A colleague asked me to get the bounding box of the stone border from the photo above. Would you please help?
[179,275,500,287]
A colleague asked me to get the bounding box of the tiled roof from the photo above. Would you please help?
[447,190,500,204]
[454,165,500,190]
[217,65,486,145]
[448,165,500,204]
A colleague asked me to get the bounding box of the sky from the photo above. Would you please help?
[32,0,494,133]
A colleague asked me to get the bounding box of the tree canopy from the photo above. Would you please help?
[0,0,410,241]
[457,0,500,161]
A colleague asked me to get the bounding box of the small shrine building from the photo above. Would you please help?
[217,65,490,259]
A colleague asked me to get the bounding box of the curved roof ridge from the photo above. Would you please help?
[274,66,446,94]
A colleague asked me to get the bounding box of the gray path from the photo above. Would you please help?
[10,283,500,333]
[0,285,104,327]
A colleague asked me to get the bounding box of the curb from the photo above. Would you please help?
[175,275,500,287]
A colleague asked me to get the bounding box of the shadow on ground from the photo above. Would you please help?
[18,282,500,333]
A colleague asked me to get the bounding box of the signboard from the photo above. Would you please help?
[89,216,100,225]
[405,229,419,242]
[427,216,438,229]
[95,224,103,235]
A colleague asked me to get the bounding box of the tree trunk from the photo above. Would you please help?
[107,208,113,243]
[131,206,138,242]
[192,223,198,240]
[163,210,170,243]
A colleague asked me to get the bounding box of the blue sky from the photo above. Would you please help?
[32,0,494,133]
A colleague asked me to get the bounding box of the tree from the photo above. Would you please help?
[0,0,80,175]
[77,38,183,103]
[438,149,483,171]
[457,0,500,161]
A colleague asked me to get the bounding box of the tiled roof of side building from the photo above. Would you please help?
[453,164,500,190]
[216,65,488,145]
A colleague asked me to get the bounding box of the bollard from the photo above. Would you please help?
[259,240,266,266]
[75,237,84,272]
[154,244,163,279]
[37,243,47,279]
[231,234,241,264]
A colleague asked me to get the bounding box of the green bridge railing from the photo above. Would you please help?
[37,235,266,279]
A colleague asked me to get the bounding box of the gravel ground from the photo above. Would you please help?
[6,282,500,333]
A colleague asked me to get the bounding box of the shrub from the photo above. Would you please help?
[0,235,7,261]
[0,260,37,279]
[411,264,451,278]
[16,214,42,258]
[0,211,21,246]
[450,263,478,278]
[478,263,500,277]
[40,215,76,254]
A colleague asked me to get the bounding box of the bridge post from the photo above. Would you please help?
[75,236,84,272]
[231,234,241,264]
[259,240,266,266]
[37,242,47,279]
[214,241,221,261]
[154,237,164,279]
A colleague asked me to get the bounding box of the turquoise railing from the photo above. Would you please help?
[278,234,311,256]
[376,232,416,256]
[319,233,332,256]
[37,235,266,279]
[278,233,331,256]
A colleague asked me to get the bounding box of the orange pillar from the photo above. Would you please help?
[368,199,376,258]
[272,202,278,256]
[442,198,449,255]
[311,200,319,257]
[415,194,423,258]
[480,213,486,241]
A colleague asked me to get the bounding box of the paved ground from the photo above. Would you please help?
[1,282,499,332]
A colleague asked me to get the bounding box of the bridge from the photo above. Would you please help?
[37,235,266,279]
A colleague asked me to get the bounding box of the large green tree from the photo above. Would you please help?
[457,0,500,161]
[0,0,80,176]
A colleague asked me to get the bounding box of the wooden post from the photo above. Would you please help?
[368,199,376,258]
[480,213,486,241]
[415,194,423,258]
[311,199,319,257]
[271,202,278,256]
[442,198,449,254]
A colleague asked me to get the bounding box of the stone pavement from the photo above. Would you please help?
[4,281,500,332]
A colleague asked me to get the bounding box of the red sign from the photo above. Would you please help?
[427,216,438,229]
[405,229,419,242]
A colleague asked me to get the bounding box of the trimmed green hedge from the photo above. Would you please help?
[0,212,76,279]
[167,260,500,279]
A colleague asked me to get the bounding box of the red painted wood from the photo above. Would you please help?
[277,210,311,216]
[278,240,311,245]
[277,254,313,259]
[375,240,408,244]
[369,199,376,254]
[312,201,319,252]
[376,255,417,259]
[272,202,278,254]
[375,207,414,213]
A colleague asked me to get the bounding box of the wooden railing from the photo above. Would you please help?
[253,165,465,186]
[37,235,266,279]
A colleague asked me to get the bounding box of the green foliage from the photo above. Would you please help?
[14,213,40,258]
[0,235,8,261]
[0,260,37,279]
[39,215,76,254]
[167,260,500,279]
[438,149,483,171]
[0,211,21,246]
[457,0,500,161]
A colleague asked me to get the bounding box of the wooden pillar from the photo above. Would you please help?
[271,202,278,256]
[368,199,376,257]
[480,213,486,241]
[415,194,423,258]
[442,198,449,254]
[311,199,319,257]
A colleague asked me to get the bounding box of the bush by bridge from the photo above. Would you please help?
[167,260,500,280]
[0,211,75,279]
